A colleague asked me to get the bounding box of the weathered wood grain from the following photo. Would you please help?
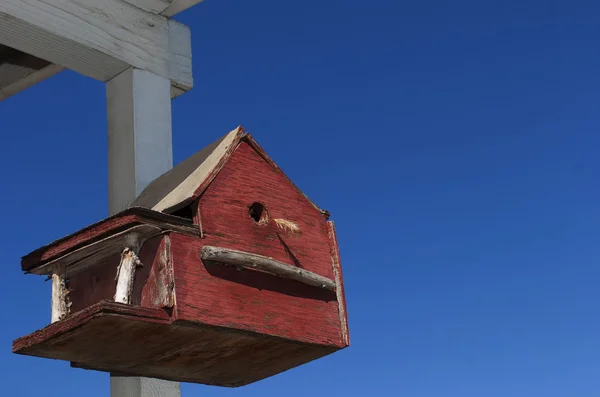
[0,0,193,92]
[68,235,170,313]
[69,253,121,313]
[134,236,174,309]
[33,225,161,277]
[201,246,336,291]
[198,141,335,280]
[171,233,344,347]
[121,0,204,17]
[13,301,172,353]
[114,248,142,304]
[160,0,205,17]
[13,300,339,387]
[121,0,173,14]
[22,207,199,273]
[238,133,329,217]
[327,221,350,346]
[51,266,68,323]
[15,129,350,387]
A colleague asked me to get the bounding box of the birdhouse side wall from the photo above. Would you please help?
[169,141,345,347]
[170,232,345,346]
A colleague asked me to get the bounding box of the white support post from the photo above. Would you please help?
[107,68,173,215]
[106,67,180,397]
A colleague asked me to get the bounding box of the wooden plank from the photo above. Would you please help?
[201,246,337,292]
[327,221,350,346]
[13,300,339,387]
[13,301,172,353]
[69,253,121,313]
[121,0,173,14]
[0,63,63,101]
[120,0,204,17]
[21,207,199,273]
[0,0,193,93]
[161,0,205,17]
[0,46,64,101]
[135,236,175,309]
[34,225,161,277]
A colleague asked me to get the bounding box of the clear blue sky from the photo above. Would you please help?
[2,1,600,396]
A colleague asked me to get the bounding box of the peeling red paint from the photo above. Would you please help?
[14,136,349,387]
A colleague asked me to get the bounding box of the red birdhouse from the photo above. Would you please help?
[13,126,349,387]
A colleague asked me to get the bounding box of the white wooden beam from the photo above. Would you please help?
[106,67,178,397]
[0,62,64,102]
[162,0,206,17]
[0,0,193,94]
[121,0,173,14]
[0,46,64,101]
[122,0,205,17]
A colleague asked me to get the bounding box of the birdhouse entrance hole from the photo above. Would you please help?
[249,202,268,224]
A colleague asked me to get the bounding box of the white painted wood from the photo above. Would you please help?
[0,0,193,93]
[111,377,181,397]
[122,0,173,14]
[114,248,141,304]
[106,67,180,397]
[120,0,204,17]
[107,69,174,215]
[0,63,63,102]
[162,0,205,17]
[51,266,68,323]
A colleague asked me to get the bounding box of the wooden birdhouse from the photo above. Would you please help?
[13,126,349,387]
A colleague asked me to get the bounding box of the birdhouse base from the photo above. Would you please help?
[13,300,337,387]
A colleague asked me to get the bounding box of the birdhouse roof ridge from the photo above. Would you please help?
[131,126,327,217]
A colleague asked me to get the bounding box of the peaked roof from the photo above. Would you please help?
[132,126,328,217]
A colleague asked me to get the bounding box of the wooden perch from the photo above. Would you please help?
[114,248,142,304]
[51,266,68,323]
[200,246,336,292]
